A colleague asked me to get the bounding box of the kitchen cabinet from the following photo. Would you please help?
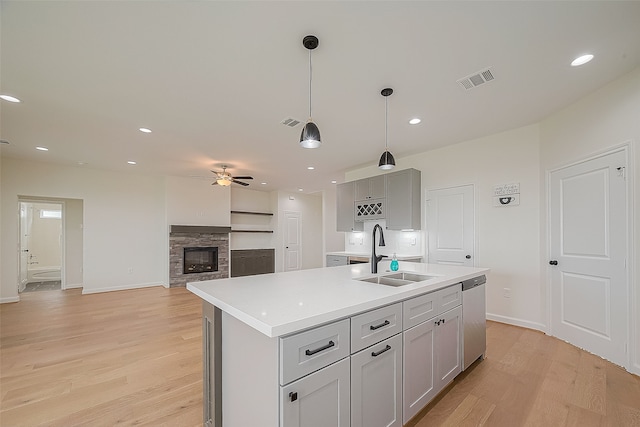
[386,168,421,230]
[402,299,462,424]
[336,182,364,232]
[280,358,350,427]
[351,334,403,427]
[355,175,386,201]
[326,254,348,267]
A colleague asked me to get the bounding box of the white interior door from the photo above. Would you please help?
[19,203,31,292]
[549,149,628,367]
[426,185,475,266]
[284,211,301,271]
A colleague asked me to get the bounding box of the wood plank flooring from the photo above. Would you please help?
[1,286,639,426]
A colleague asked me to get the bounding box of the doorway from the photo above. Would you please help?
[283,211,301,271]
[19,201,64,292]
[548,148,629,367]
[425,185,475,266]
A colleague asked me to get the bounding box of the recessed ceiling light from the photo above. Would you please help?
[409,118,421,125]
[298,188,303,192]
[139,128,152,133]
[571,54,594,67]
[36,146,48,151]
[127,161,137,165]
[307,166,315,170]
[0,95,21,103]
[331,180,337,184]
[261,182,267,185]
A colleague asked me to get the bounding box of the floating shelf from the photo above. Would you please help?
[231,210,273,216]
[231,229,274,233]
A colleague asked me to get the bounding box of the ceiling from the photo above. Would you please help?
[2,1,639,194]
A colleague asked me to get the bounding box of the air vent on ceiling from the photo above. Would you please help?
[457,67,495,90]
[281,117,302,128]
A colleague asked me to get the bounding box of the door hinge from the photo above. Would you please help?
[616,166,626,180]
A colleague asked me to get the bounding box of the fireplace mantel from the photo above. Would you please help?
[170,225,231,234]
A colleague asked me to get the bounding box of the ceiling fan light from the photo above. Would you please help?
[216,177,232,186]
[300,121,321,148]
[378,150,396,170]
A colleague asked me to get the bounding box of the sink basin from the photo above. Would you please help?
[357,272,438,287]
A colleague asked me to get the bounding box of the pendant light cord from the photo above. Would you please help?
[309,49,313,119]
[385,96,389,150]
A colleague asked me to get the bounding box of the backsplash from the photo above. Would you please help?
[344,220,424,257]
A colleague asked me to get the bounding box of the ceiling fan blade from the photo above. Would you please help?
[233,176,253,180]
[211,181,219,186]
[232,179,250,186]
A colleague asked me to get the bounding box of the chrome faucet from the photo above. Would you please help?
[371,224,386,274]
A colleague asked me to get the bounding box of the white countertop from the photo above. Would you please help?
[187,261,489,338]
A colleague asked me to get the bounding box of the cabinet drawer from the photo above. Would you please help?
[403,292,439,330]
[438,283,462,313]
[351,303,402,353]
[280,319,350,385]
[403,284,462,330]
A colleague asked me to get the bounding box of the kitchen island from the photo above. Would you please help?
[188,261,489,427]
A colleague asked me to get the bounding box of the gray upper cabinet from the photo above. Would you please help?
[336,182,364,232]
[355,175,386,201]
[337,168,421,231]
[386,168,421,230]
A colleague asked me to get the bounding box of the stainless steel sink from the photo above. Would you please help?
[357,272,438,287]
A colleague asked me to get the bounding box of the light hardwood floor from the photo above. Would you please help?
[1,287,639,426]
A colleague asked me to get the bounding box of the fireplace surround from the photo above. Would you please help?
[169,225,230,287]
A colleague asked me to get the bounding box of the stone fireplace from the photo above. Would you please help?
[169,225,230,287]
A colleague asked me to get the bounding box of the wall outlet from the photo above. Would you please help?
[503,287,511,298]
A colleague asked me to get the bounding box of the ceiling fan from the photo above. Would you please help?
[211,165,253,187]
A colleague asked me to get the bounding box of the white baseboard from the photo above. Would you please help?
[486,313,546,333]
[65,283,83,289]
[0,296,20,304]
[82,282,164,295]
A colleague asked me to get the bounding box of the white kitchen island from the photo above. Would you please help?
[188,261,489,427]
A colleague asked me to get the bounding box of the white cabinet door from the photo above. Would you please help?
[280,358,350,427]
[351,334,403,427]
[402,318,436,423]
[386,168,421,230]
[434,306,462,388]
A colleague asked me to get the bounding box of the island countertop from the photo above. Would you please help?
[187,261,489,338]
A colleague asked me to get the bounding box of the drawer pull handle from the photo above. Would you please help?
[371,345,391,357]
[370,320,390,330]
[305,340,335,356]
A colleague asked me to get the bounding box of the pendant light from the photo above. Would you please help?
[378,88,396,170]
[300,35,321,149]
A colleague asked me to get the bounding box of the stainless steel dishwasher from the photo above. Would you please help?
[462,275,487,370]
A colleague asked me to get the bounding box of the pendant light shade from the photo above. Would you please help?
[300,121,321,148]
[378,88,395,170]
[300,35,321,149]
[378,150,396,170]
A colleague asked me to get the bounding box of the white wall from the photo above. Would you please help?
[539,66,640,374]
[346,125,543,330]
[28,202,62,269]
[64,198,84,287]
[1,158,166,298]
[165,176,230,226]
[274,191,323,272]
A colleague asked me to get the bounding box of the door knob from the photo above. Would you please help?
[549,260,558,266]
[465,255,471,259]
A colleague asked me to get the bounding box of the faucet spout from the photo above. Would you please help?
[371,224,386,274]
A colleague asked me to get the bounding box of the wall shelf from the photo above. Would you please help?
[231,230,274,233]
[231,210,273,216]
